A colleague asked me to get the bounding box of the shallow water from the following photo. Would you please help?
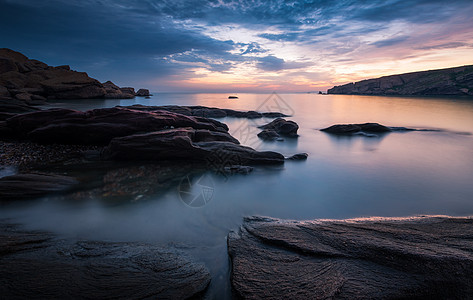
[2,93,473,298]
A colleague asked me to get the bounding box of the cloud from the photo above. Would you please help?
[370,36,409,48]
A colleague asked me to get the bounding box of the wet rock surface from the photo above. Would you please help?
[0,173,78,201]
[120,104,289,119]
[0,222,211,299]
[286,153,308,160]
[228,216,473,300]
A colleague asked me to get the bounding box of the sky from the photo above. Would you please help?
[1,0,473,93]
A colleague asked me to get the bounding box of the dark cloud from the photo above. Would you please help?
[1,0,472,91]
[370,36,409,48]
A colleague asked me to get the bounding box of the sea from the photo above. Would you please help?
[1,93,473,298]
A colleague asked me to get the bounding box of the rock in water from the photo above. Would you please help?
[286,153,308,160]
[228,216,473,299]
[258,118,299,136]
[321,123,392,135]
[136,88,150,96]
[0,222,211,299]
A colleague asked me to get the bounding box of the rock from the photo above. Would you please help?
[228,216,473,299]
[103,81,135,99]
[286,153,308,160]
[40,71,106,99]
[0,57,18,74]
[257,129,280,140]
[0,48,139,100]
[328,65,473,96]
[0,71,27,89]
[15,92,32,101]
[321,123,392,135]
[228,95,239,99]
[258,118,299,137]
[0,222,211,299]
[103,127,285,165]
[0,99,39,113]
[120,87,136,96]
[120,104,288,119]
[223,165,254,175]
[0,85,9,97]
[0,173,78,201]
[3,107,229,144]
[136,88,150,96]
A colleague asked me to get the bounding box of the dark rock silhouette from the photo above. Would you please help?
[0,222,211,299]
[228,216,473,299]
[136,88,150,97]
[287,153,308,160]
[328,65,473,96]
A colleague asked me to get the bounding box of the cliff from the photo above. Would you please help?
[328,65,473,96]
[0,48,149,112]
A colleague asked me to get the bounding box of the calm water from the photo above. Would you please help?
[2,93,473,298]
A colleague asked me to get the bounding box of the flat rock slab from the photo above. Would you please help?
[228,216,473,299]
[0,222,210,299]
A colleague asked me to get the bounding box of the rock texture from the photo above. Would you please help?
[1,107,228,145]
[120,104,289,119]
[0,222,211,299]
[258,118,299,140]
[228,216,473,300]
[103,128,285,165]
[0,48,144,105]
[328,65,473,96]
[0,173,78,201]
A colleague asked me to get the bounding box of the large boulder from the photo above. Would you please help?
[228,216,473,299]
[0,57,18,74]
[103,127,285,165]
[3,107,229,144]
[0,222,211,299]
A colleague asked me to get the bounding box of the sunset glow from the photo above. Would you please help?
[2,0,472,92]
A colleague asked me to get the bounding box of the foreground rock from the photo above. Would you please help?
[0,173,78,201]
[0,48,146,103]
[1,107,228,144]
[0,222,210,299]
[258,118,299,140]
[120,104,289,119]
[228,216,473,299]
[103,127,285,165]
[328,64,473,96]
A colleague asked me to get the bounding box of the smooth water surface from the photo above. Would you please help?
[2,93,473,298]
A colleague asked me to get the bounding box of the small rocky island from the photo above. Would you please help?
[328,65,473,96]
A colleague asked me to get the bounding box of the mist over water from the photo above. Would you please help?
[2,93,473,298]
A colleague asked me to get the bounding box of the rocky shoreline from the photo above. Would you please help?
[228,215,473,299]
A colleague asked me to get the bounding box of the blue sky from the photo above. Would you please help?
[1,0,473,92]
